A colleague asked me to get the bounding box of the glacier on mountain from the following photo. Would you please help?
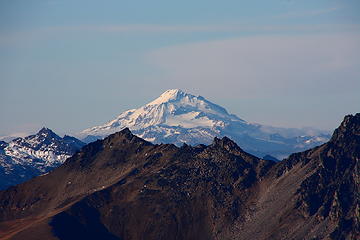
[80,89,330,158]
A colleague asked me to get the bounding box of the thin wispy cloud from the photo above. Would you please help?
[276,7,339,19]
[48,22,354,34]
[1,23,359,46]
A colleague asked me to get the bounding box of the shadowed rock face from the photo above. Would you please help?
[0,114,359,240]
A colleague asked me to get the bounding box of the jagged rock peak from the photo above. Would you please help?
[212,136,243,152]
[36,127,59,138]
[120,127,132,135]
[107,127,148,145]
[330,113,360,143]
[38,127,54,134]
[107,127,132,139]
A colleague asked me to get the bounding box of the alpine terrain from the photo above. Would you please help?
[80,89,330,158]
[0,128,85,190]
[0,113,358,240]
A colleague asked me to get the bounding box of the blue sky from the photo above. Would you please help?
[0,0,359,137]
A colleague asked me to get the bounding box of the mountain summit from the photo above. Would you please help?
[81,89,244,132]
[0,128,85,190]
[80,89,329,158]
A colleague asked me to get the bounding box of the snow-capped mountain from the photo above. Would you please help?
[80,89,330,158]
[82,89,244,134]
[0,128,85,189]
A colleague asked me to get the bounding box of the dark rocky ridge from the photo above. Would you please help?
[0,114,359,240]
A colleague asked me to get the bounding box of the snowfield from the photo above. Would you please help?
[80,89,330,158]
